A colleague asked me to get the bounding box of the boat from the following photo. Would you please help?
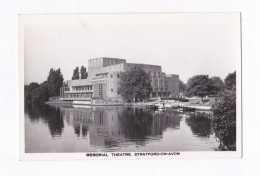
[145,104,159,110]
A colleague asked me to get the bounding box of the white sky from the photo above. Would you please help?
[23,13,241,84]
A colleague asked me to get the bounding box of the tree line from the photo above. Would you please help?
[179,75,226,98]
[25,66,88,104]
[25,68,64,104]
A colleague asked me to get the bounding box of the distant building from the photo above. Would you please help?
[60,57,179,101]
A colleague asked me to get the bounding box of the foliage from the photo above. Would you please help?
[225,71,236,90]
[213,71,236,151]
[160,97,189,102]
[24,82,40,103]
[179,80,186,93]
[47,68,64,97]
[31,81,50,104]
[72,67,80,80]
[210,76,225,95]
[185,75,218,98]
[80,66,88,79]
[118,65,152,102]
[25,68,63,104]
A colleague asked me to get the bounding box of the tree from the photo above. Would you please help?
[179,80,186,93]
[31,81,50,104]
[210,76,225,95]
[80,66,88,79]
[213,71,236,150]
[118,65,152,102]
[25,82,40,103]
[72,67,79,80]
[185,75,217,98]
[225,71,236,90]
[47,68,64,97]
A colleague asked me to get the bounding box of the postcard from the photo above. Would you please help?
[19,13,242,160]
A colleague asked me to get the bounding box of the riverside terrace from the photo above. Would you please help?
[60,57,179,102]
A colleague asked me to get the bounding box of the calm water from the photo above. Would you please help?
[25,104,220,153]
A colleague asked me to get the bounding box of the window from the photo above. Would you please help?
[117,74,120,78]
[99,84,103,97]
[111,75,113,78]
[111,88,113,92]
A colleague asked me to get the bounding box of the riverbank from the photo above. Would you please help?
[45,99,212,111]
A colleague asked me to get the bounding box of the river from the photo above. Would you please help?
[24,104,220,153]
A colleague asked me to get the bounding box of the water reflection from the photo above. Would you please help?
[185,112,213,137]
[25,104,64,137]
[60,106,181,148]
[25,104,220,152]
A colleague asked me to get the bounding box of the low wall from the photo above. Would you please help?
[45,100,73,105]
[73,100,91,105]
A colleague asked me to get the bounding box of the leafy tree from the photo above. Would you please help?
[80,66,88,79]
[213,71,236,150]
[185,75,217,98]
[118,65,152,102]
[179,80,186,93]
[210,76,225,95]
[25,68,63,104]
[25,82,40,103]
[31,81,50,104]
[47,68,64,97]
[72,67,80,80]
[225,71,236,90]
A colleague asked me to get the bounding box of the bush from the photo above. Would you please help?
[213,71,236,151]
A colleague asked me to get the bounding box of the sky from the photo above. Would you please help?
[23,13,241,84]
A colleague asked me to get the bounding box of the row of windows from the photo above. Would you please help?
[154,87,168,91]
[153,80,167,86]
[148,71,163,77]
[64,93,92,98]
[72,86,92,91]
[94,73,121,79]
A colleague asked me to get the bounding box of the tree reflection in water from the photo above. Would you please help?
[25,104,64,138]
[185,112,213,137]
[119,108,181,145]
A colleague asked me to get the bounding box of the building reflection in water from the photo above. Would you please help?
[59,106,182,148]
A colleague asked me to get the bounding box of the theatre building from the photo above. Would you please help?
[60,57,179,101]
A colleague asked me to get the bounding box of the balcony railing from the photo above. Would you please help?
[60,97,92,101]
[65,90,93,93]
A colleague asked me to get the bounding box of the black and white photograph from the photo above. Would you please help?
[19,13,242,159]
